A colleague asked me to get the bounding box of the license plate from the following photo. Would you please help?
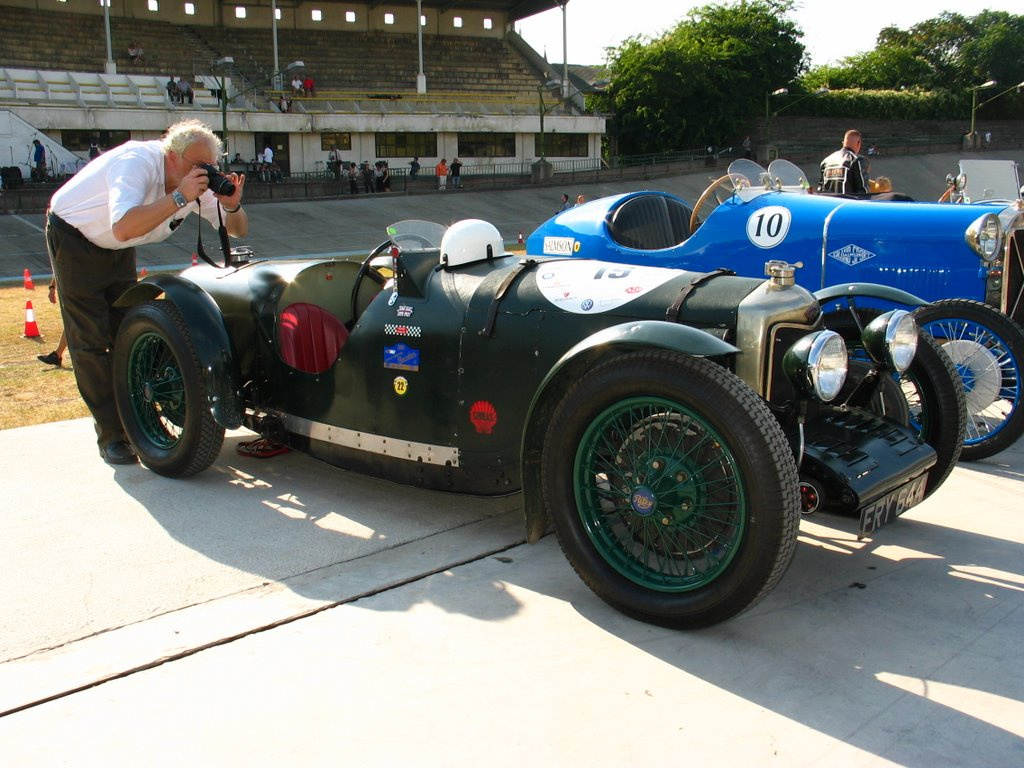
[858,473,928,539]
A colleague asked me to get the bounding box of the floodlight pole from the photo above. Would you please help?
[969,80,998,147]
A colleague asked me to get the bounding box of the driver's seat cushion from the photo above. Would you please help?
[278,302,348,374]
[607,195,692,250]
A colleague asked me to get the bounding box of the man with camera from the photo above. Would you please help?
[45,118,247,465]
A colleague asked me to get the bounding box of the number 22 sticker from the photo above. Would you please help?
[745,206,791,249]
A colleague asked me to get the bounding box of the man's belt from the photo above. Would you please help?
[46,211,88,241]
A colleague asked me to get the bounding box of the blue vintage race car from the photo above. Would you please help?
[528,157,1024,460]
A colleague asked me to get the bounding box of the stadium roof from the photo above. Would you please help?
[363,0,563,24]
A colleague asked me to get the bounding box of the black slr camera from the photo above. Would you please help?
[198,162,236,196]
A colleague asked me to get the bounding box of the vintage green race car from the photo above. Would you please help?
[111,219,964,629]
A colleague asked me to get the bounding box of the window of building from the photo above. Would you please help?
[147,0,158,10]
[483,18,493,30]
[533,133,589,157]
[345,10,356,22]
[62,129,130,153]
[384,12,395,24]
[375,133,438,158]
[235,6,246,19]
[98,0,111,7]
[457,133,515,158]
[320,133,353,151]
[184,2,196,15]
[452,16,463,28]
[420,14,426,26]
[274,8,281,19]
[311,9,322,21]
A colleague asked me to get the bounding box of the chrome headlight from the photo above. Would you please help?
[862,309,918,373]
[965,212,1003,261]
[783,330,848,402]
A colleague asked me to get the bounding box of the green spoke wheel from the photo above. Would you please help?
[574,398,745,592]
[540,351,800,629]
[114,300,224,477]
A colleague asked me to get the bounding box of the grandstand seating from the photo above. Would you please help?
[2,7,547,106]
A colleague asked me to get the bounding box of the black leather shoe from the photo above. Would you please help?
[37,351,62,366]
[100,440,138,465]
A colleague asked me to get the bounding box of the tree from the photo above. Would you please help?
[597,1,805,154]
[802,11,1024,93]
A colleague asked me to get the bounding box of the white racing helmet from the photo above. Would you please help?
[440,219,505,268]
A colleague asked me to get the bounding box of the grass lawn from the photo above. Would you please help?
[1,282,89,430]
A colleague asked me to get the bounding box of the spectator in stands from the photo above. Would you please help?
[291,75,304,97]
[166,77,181,104]
[278,94,291,113]
[348,162,360,194]
[450,157,462,188]
[818,129,869,195]
[409,156,420,179]
[436,158,448,191]
[177,78,194,105]
[89,140,101,160]
[44,118,247,465]
[128,42,141,65]
[303,76,315,97]
[32,139,46,181]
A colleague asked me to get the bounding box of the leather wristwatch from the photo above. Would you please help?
[171,189,187,208]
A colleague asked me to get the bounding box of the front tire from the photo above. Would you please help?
[113,300,225,477]
[825,311,965,496]
[913,299,1024,461]
[539,351,800,629]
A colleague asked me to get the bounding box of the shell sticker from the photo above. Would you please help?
[469,400,498,435]
[745,206,792,249]
[535,260,676,314]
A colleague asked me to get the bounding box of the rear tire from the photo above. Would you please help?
[113,300,225,477]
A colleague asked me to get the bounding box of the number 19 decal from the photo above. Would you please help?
[745,206,791,249]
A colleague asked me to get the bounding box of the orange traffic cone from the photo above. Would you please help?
[191,253,198,267]
[139,267,148,277]
[23,268,34,290]
[23,300,40,338]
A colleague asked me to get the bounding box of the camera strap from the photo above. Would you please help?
[192,199,233,269]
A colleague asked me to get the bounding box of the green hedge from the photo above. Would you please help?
[783,88,1024,121]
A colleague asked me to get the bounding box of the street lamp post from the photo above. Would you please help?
[213,57,234,165]
[971,80,1024,147]
[536,79,561,160]
[764,87,828,160]
[969,79,998,148]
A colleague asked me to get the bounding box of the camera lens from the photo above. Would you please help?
[199,162,236,197]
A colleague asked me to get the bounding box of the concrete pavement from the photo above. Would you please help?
[0,417,1021,765]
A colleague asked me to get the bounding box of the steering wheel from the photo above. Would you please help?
[690,174,737,232]
[350,240,393,323]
